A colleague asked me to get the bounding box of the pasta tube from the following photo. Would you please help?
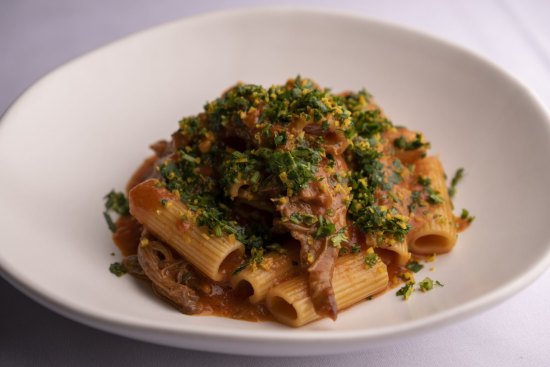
[408,157,457,254]
[230,251,299,303]
[129,179,245,281]
[376,240,411,266]
[266,251,388,327]
[385,128,430,164]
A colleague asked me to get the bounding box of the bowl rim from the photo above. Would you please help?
[1,5,550,354]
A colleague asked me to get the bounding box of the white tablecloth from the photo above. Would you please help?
[1,1,549,365]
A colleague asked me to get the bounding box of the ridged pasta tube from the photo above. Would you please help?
[266,251,388,327]
[129,179,245,281]
[230,252,299,303]
[408,157,457,254]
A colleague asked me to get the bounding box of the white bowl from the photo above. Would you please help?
[1,8,550,356]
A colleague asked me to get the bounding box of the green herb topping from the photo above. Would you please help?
[103,191,130,232]
[460,208,475,223]
[394,133,430,151]
[109,262,127,277]
[315,216,336,238]
[406,260,424,273]
[364,252,380,268]
[418,277,444,292]
[396,283,414,300]
[330,228,348,248]
[266,146,324,195]
[418,277,434,292]
[448,168,464,198]
[106,77,470,285]
[417,176,444,205]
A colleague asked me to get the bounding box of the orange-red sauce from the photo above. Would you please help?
[113,216,141,256]
[113,214,405,322]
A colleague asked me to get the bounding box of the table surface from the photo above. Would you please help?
[1,1,550,366]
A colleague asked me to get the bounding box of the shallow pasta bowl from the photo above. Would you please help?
[1,8,550,356]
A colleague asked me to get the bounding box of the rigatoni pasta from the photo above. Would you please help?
[231,251,299,304]
[128,179,245,281]
[266,250,388,327]
[407,157,457,254]
[103,77,472,327]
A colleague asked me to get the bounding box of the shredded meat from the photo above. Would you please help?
[218,103,353,319]
[137,240,204,314]
[122,254,146,278]
[116,79,376,322]
[276,157,349,319]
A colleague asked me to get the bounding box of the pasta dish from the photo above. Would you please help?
[104,77,472,327]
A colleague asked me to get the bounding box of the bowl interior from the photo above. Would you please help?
[1,8,550,355]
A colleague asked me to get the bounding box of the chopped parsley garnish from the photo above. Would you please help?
[232,247,265,274]
[103,212,116,233]
[392,158,404,171]
[274,132,287,147]
[408,190,422,212]
[109,262,127,277]
[418,277,444,292]
[342,104,417,242]
[460,208,475,223]
[396,283,414,300]
[349,200,410,242]
[406,260,424,273]
[418,176,431,187]
[315,216,336,238]
[418,277,434,292]
[104,77,470,306]
[249,247,265,267]
[426,188,445,205]
[259,76,350,127]
[342,90,392,138]
[205,83,268,131]
[396,277,444,298]
[448,168,464,198]
[196,206,241,237]
[351,142,385,189]
[394,133,430,151]
[330,228,348,247]
[388,171,403,185]
[104,190,129,215]
[220,150,263,197]
[232,261,249,275]
[364,252,379,268]
[289,212,318,225]
[416,176,444,205]
[103,191,129,232]
[347,138,410,241]
[263,146,323,195]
